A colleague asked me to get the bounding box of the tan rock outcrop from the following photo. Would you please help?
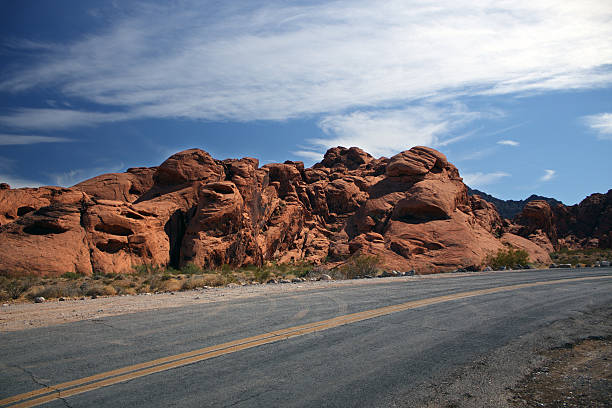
[500,233,552,264]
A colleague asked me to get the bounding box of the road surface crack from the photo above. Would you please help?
[13,363,50,389]
[90,318,120,330]
[222,387,275,407]
[12,364,74,407]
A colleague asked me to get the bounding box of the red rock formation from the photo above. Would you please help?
[511,190,611,250]
[0,146,580,277]
[73,167,156,203]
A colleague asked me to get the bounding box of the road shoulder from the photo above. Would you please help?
[404,306,612,408]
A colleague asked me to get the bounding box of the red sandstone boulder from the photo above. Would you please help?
[315,146,373,171]
[501,233,552,264]
[154,149,225,185]
[386,146,450,177]
[73,167,156,203]
[1,144,589,277]
[0,190,92,275]
[0,187,87,226]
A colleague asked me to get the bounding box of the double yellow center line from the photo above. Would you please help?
[2,275,610,407]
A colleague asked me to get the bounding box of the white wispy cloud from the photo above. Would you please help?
[0,0,610,133]
[291,150,325,163]
[540,169,556,182]
[583,112,612,140]
[50,163,125,187]
[0,134,72,145]
[0,109,130,131]
[462,172,510,188]
[0,174,45,188]
[497,140,520,146]
[0,156,16,171]
[310,104,479,157]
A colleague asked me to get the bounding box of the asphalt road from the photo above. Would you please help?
[1,268,612,407]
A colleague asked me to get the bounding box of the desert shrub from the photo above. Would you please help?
[82,283,116,297]
[146,275,165,292]
[5,279,34,299]
[306,265,330,279]
[258,261,313,279]
[159,279,182,292]
[181,263,202,275]
[288,261,312,278]
[133,263,164,276]
[202,274,226,287]
[61,272,83,280]
[181,276,204,290]
[550,248,612,265]
[181,274,226,290]
[340,255,380,279]
[29,283,82,299]
[485,247,530,269]
[253,268,270,283]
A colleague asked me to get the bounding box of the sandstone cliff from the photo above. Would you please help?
[0,146,559,276]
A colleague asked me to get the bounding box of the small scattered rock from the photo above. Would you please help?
[266,278,278,284]
[59,297,65,301]
[320,274,332,281]
[380,270,400,277]
[279,279,291,284]
[34,297,45,303]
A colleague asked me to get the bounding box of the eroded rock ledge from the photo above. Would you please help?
[0,146,569,276]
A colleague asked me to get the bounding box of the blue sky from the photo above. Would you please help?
[0,0,611,205]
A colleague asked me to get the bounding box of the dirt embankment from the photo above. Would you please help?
[512,336,612,407]
[415,306,612,408]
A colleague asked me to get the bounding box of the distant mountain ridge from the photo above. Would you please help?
[467,187,563,219]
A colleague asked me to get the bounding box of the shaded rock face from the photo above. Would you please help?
[1,145,593,277]
[511,190,612,250]
[467,188,562,219]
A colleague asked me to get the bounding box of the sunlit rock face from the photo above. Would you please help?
[1,145,587,277]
